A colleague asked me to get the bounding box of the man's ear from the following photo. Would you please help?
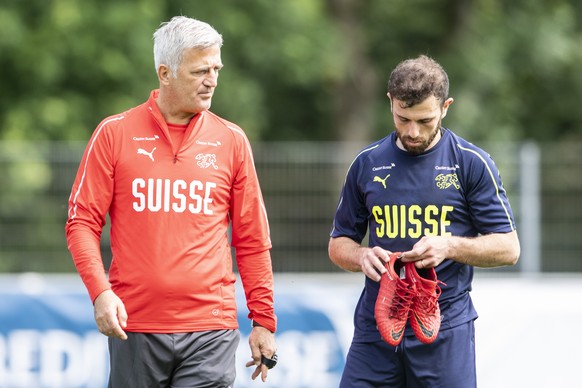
[387,92,393,112]
[157,64,171,85]
[441,97,454,119]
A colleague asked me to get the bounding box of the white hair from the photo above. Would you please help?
[153,16,223,76]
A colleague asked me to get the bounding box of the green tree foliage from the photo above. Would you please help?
[441,0,582,142]
[1,0,581,142]
[0,0,162,140]
[1,0,582,272]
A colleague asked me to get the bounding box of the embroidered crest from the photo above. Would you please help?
[435,173,460,190]
[195,153,218,169]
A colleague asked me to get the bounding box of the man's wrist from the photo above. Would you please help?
[251,319,275,332]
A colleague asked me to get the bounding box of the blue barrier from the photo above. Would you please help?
[0,274,361,388]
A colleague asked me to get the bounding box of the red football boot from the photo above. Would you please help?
[406,262,445,344]
[375,253,416,346]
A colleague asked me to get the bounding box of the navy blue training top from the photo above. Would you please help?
[330,128,516,342]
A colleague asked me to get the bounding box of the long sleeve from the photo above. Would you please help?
[65,116,119,302]
[229,130,276,332]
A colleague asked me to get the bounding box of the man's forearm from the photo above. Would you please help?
[447,230,520,268]
[328,236,365,272]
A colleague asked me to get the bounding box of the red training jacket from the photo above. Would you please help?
[66,90,276,333]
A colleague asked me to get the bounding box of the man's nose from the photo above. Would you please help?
[407,122,421,138]
[204,70,219,87]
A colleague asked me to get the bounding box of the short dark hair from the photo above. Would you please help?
[387,55,449,108]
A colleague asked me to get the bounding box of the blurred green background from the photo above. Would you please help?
[3,0,582,143]
[1,0,581,272]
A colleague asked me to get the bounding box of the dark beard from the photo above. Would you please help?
[399,122,442,155]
